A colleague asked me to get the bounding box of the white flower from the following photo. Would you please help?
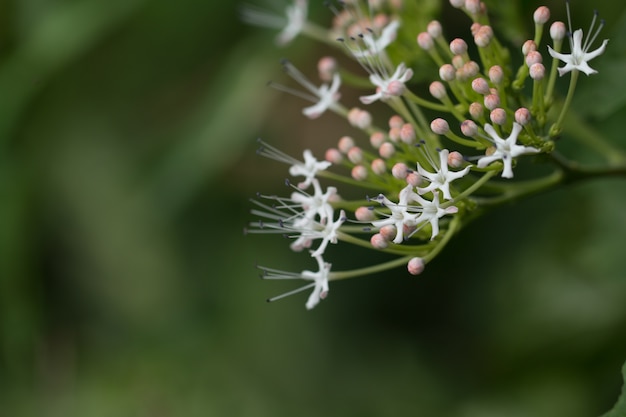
[477,123,540,178]
[310,209,346,257]
[547,6,608,76]
[351,20,400,59]
[359,63,413,104]
[302,73,342,119]
[417,149,471,200]
[289,149,332,189]
[240,0,308,46]
[411,191,458,240]
[259,253,331,310]
[372,185,420,243]
[290,179,337,224]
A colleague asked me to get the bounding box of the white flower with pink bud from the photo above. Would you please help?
[289,149,332,189]
[477,122,540,178]
[416,149,471,201]
[360,63,414,104]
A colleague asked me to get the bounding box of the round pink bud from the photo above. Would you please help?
[533,6,550,24]
[370,233,389,249]
[392,162,409,179]
[450,38,468,55]
[522,40,537,55]
[465,0,481,15]
[529,63,545,80]
[348,108,372,129]
[461,119,478,137]
[347,146,364,164]
[407,257,425,275]
[371,158,387,175]
[439,64,456,81]
[379,225,396,241]
[489,108,507,125]
[429,81,447,100]
[550,21,566,41]
[317,56,338,82]
[351,165,368,181]
[379,142,396,159]
[449,0,464,8]
[474,25,493,47]
[470,22,482,36]
[525,50,542,67]
[451,54,465,69]
[355,206,375,221]
[462,61,479,79]
[469,102,484,119]
[388,126,401,143]
[488,65,504,84]
[400,123,416,144]
[338,136,355,153]
[483,93,500,110]
[417,32,434,50]
[369,131,386,148]
[514,107,532,125]
[427,20,442,38]
[430,118,450,135]
[471,77,490,95]
[386,80,406,97]
[448,151,464,168]
[372,13,389,30]
[325,147,343,163]
[388,114,404,129]
[406,172,421,187]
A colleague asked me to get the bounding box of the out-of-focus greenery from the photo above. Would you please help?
[0,0,625,416]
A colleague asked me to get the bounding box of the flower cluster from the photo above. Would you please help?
[243,0,609,309]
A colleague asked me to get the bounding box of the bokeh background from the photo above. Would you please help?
[1,0,626,416]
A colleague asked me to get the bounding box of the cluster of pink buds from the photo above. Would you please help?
[242,0,609,309]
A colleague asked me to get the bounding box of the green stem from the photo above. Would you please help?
[550,70,579,137]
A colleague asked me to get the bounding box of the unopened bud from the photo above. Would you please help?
[550,21,566,41]
[348,108,372,129]
[484,93,500,110]
[351,165,368,181]
[347,146,363,164]
[427,20,442,38]
[400,123,415,144]
[489,108,507,125]
[417,32,434,50]
[525,50,543,67]
[379,225,396,241]
[379,142,396,159]
[533,6,550,24]
[471,77,490,95]
[430,118,450,135]
[448,151,464,168]
[488,65,504,84]
[529,63,545,80]
[406,172,421,187]
[407,257,425,275]
[371,158,387,175]
[461,119,478,136]
[465,0,481,15]
[369,131,386,148]
[449,0,464,8]
[355,206,375,221]
[439,64,456,81]
[392,162,409,179]
[370,233,389,249]
[325,147,343,163]
[429,81,447,100]
[474,25,493,47]
[317,56,338,82]
[389,114,404,129]
[469,102,484,119]
[522,40,537,55]
[388,126,401,142]
[338,136,355,153]
[450,38,468,55]
[514,107,531,125]
[452,54,465,69]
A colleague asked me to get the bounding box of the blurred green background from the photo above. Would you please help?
[1,0,626,416]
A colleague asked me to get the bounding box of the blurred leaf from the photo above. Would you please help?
[600,360,626,417]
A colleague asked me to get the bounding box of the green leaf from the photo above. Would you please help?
[600,361,626,417]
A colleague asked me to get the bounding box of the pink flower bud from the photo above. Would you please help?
[474,25,493,47]
[386,80,406,97]
[470,22,481,36]
[371,158,386,175]
[406,172,421,187]
[533,6,550,24]
[379,225,396,241]
[338,136,355,153]
[525,50,543,67]
[379,142,396,159]
[347,146,363,164]
[461,119,478,136]
[522,40,537,55]
[325,147,343,163]
[469,102,484,119]
[449,0,464,8]
[452,54,465,69]
[439,64,456,81]
[388,114,404,129]
[484,93,500,110]
[488,65,504,84]
[355,206,375,221]
[427,20,442,38]
[550,21,566,41]
[450,38,468,55]
[514,107,531,125]
[369,131,386,148]
[465,0,481,15]
[407,257,425,275]
[448,151,464,168]
[417,32,434,50]
[392,162,409,179]
[370,233,389,249]
[462,61,479,79]
[388,126,401,143]
[348,108,372,129]
[351,165,368,181]
[489,108,507,125]
[471,77,490,95]
[429,81,447,100]
[529,63,545,80]
[430,118,450,135]
[372,13,389,30]
[400,123,416,144]
[317,56,338,82]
